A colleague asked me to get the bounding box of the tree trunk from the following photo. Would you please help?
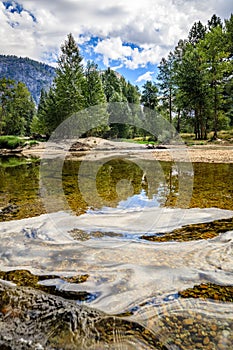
[213,81,218,139]
[176,109,181,133]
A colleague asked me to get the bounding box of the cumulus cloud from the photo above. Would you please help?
[136,71,155,83]
[94,37,132,66]
[0,0,231,69]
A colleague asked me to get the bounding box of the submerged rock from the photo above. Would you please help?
[0,204,19,220]
[141,216,233,242]
[0,281,168,350]
[0,269,90,301]
[179,282,233,302]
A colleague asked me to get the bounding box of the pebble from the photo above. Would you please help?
[203,336,210,345]
[221,330,230,338]
[183,318,193,326]
[211,324,218,331]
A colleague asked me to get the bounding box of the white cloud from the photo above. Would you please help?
[136,71,155,83]
[111,63,124,71]
[0,0,232,69]
[94,37,132,66]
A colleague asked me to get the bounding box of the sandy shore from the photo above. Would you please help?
[20,137,233,163]
[153,146,233,163]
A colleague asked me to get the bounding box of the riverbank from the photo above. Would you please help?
[19,137,233,163]
[153,145,233,163]
[0,137,233,163]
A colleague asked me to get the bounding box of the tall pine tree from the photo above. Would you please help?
[49,33,86,133]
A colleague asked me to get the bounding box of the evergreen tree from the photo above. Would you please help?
[125,82,140,104]
[101,68,129,138]
[0,78,14,134]
[225,14,233,58]
[141,81,158,110]
[157,53,175,124]
[31,88,48,135]
[83,61,108,136]
[197,25,230,138]
[208,14,222,30]
[51,33,86,132]
[174,44,210,139]
[84,61,106,106]
[9,82,35,135]
[0,78,35,135]
[102,68,122,102]
[188,21,206,45]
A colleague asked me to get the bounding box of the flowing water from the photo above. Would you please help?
[0,155,233,349]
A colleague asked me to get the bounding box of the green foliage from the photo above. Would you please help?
[225,14,233,57]
[0,78,35,136]
[141,81,158,110]
[208,14,222,30]
[197,24,231,138]
[101,68,141,139]
[53,33,86,130]
[102,68,123,102]
[157,53,175,123]
[82,61,109,137]
[1,15,232,142]
[157,13,233,140]
[0,135,25,149]
[84,61,106,106]
[35,34,86,135]
[188,21,206,45]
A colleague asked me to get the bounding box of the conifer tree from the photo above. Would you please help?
[188,21,206,45]
[0,78,35,135]
[141,81,158,110]
[158,53,175,124]
[83,61,108,136]
[51,33,86,132]
[84,61,106,106]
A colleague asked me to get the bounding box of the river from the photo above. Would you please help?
[0,155,233,349]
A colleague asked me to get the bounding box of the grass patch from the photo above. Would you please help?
[27,140,39,147]
[119,137,157,145]
[0,135,25,149]
[180,129,233,145]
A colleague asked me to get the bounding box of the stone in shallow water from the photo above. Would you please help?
[0,281,168,350]
[0,269,91,302]
[141,216,233,242]
[179,282,233,302]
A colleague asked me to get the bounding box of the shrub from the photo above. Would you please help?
[0,136,25,149]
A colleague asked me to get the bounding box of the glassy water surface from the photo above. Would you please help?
[0,156,233,349]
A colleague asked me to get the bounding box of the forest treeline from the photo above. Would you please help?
[157,13,233,140]
[0,13,232,140]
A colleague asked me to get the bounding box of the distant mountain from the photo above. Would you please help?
[0,55,56,104]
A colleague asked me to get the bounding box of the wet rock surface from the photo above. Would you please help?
[141,216,233,242]
[0,204,19,220]
[179,282,233,303]
[0,281,168,350]
[0,269,90,302]
[69,228,122,241]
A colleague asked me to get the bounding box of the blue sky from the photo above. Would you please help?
[0,0,232,88]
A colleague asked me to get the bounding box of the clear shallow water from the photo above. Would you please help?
[0,156,233,349]
[1,157,233,220]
